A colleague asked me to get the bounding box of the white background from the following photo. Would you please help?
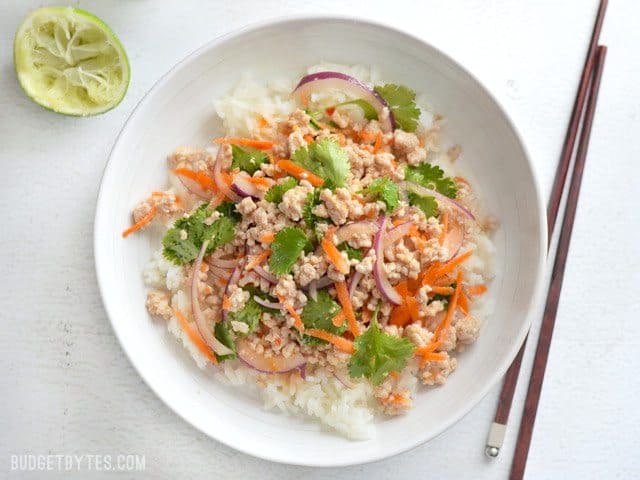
[1,1,639,478]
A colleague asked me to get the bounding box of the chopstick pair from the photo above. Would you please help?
[483,0,609,475]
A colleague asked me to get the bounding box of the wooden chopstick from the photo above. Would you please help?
[509,45,607,480]
[484,0,608,458]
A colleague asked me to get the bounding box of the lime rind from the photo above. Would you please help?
[13,6,130,116]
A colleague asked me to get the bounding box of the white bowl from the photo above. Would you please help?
[94,15,546,467]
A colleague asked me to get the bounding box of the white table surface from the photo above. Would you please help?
[1,0,639,478]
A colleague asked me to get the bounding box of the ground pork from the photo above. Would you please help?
[320,187,363,225]
[167,146,210,171]
[420,353,457,386]
[279,181,314,221]
[454,314,481,345]
[146,290,172,320]
[393,130,427,165]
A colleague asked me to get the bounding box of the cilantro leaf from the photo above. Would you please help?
[408,193,438,218]
[291,138,351,188]
[348,305,415,385]
[361,178,399,212]
[374,84,421,133]
[227,295,263,335]
[214,321,236,362]
[302,188,321,229]
[334,99,378,120]
[264,177,298,203]
[305,109,323,130]
[231,145,268,175]
[162,203,235,265]
[268,227,312,275]
[300,290,346,345]
[215,201,241,223]
[405,163,458,199]
[338,242,364,261]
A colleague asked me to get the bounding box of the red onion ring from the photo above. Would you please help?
[231,172,260,199]
[308,280,318,301]
[292,71,395,131]
[254,265,277,284]
[335,220,378,243]
[213,145,241,202]
[190,240,234,356]
[441,220,465,261]
[252,295,282,311]
[348,271,363,299]
[373,215,403,305]
[208,257,238,269]
[333,369,355,389]
[221,258,245,323]
[175,173,212,200]
[402,181,475,221]
[236,338,306,374]
[384,221,414,248]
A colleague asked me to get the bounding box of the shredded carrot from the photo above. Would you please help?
[259,232,275,243]
[213,137,274,150]
[390,304,411,326]
[216,278,227,287]
[406,296,421,323]
[395,280,409,297]
[305,328,354,353]
[422,250,473,286]
[358,130,376,142]
[256,115,269,128]
[421,352,447,362]
[174,309,217,364]
[332,310,346,327]
[122,205,157,238]
[361,145,375,153]
[246,176,272,188]
[334,281,359,336]
[173,168,218,193]
[458,291,469,315]
[434,271,464,342]
[321,227,350,274]
[389,371,400,380]
[276,159,325,187]
[430,286,454,296]
[467,284,488,296]
[373,132,383,153]
[245,249,271,271]
[278,298,304,333]
[303,133,314,144]
[415,340,442,356]
[361,308,372,325]
[222,295,231,310]
[438,212,449,246]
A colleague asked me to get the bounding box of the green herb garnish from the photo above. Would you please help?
[231,144,268,175]
[405,163,458,218]
[291,138,350,188]
[162,203,235,265]
[333,99,378,120]
[338,242,364,261]
[374,83,421,132]
[348,303,415,385]
[264,177,298,203]
[214,321,236,362]
[268,227,312,275]
[215,201,241,223]
[361,178,399,212]
[300,290,345,345]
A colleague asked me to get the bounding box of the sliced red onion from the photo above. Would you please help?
[402,181,475,221]
[231,173,260,199]
[302,275,333,291]
[236,338,306,374]
[221,259,244,323]
[253,295,282,311]
[190,240,235,357]
[384,221,414,248]
[254,265,277,284]
[208,257,238,269]
[293,71,395,131]
[175,173,212,200]
[333,369,355,389]
[373,215,403,305]
[308,280,318,301]
[335,220,378,243]
[348,271,363,299]
[209,265,230,280]
[213,146,241,202]
[442,220,465,261]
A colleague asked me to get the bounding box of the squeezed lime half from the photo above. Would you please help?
[13,6,130,116]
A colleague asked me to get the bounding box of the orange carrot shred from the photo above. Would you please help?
[434,271,464,342]
[246,176,272,188]
[334,281,359,336]
[259,232,275,243]
[332,310,346,327]
[303,134,314,144]
[173,168,219,192]
[373,132,382,153]
[174,309,217,364]
[422,250,473,286]
[213,137,274,150]
[245,249,271,271]
[257,115,269,128]
[122,205,157,238]
[278,297,304,333]
[467,284,488,296]
[321,227,350,274]
[222,295,231,310]
[429,286,454,296]
[305,328,354,353]
[390,304,411,327]
[276,159,325,187]
[361,308,372,325]
[406,296,421,323]
[458,291,470,315]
